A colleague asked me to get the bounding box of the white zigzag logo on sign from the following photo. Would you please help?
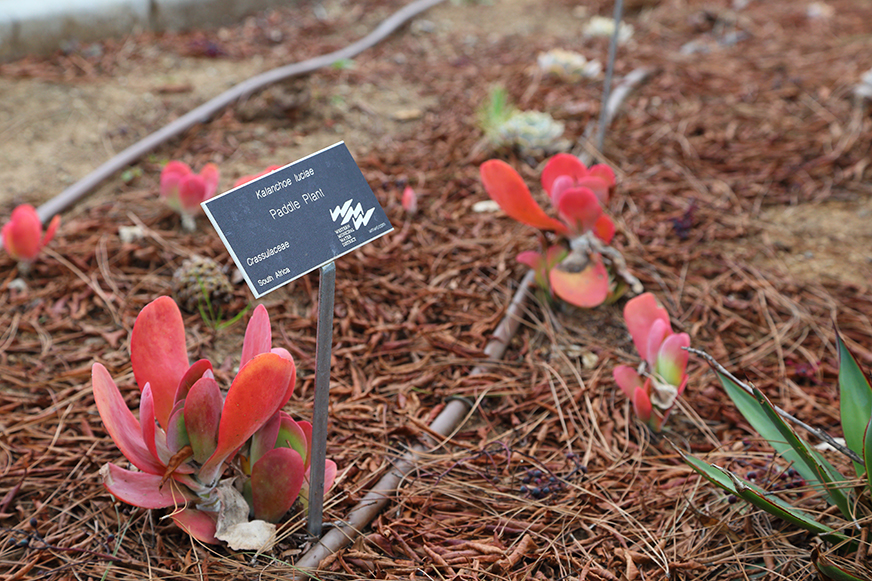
[330,199,375,230]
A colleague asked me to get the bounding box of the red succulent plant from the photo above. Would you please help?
[92,297,336,545]
[479,154,619,307]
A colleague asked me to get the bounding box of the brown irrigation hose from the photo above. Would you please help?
[291,269,536,576]
[35,0,447,224]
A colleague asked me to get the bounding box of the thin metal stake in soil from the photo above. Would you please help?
[595,0,625,155]
[307,261,336,538]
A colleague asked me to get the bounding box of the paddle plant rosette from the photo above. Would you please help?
[1,204,60,272]
[160,161,220,231]
[613,293,690,432]
[92,296,337,549]
[480,154,639,308]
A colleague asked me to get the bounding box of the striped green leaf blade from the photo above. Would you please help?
[716,370,822,487]
[751,386,853,520]
[837,330,872,477]
[724,470,850,546]
[680,450,738,494]
[813,546,870,581]
[864,416,872,497]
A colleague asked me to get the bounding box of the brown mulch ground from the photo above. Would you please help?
[2,0,872,579]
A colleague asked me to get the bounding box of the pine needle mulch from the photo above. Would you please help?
[2,0,872,579]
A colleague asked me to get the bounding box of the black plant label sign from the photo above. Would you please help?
[203,142,393,298]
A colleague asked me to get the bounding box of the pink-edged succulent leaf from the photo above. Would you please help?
[632,385,653,424]
[250,412,282,469]
[271,347,297,404]
[241,304,271,368]
[139,383,160,463]
[252,447,306,523]
[518,246,569,296]
[177,175,208,213]
[402,186,418,215]
[170,508,219,544]
[233,165,282,188]
[300,459,338,510]
[298,420,313,470]
[160,161,192,199]
[165,401,189,455]
[92,363,165,475]
[199,163,220,198]
[2,204,44,261]
[276,414,309,468]
[42,214,61,248]
[655,332,690,387]
[100,463,197,509]
[574,176,610,204]
[623,293,671,363]
[549,252,609,308]
[184,376,223,464]
[198,353,295,485]
[645,318,672,370]
[517,249,549,292]
[541,153,589,194]
[556,187,602,236]
[480,160,568,234]
[589,164,616,188]
[593,214,615,244]
[174,359,213,405]
[613,365,644,401]
[131,297,190,430]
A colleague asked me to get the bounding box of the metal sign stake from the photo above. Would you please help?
[307,261,336,538]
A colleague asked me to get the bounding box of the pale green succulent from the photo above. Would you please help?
[491,111,568,156]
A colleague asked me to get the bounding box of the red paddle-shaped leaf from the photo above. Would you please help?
[623,293,671,363]
[633,385,653,424]
[277,414,309,468]
[480,160,568,234]
[139,383,160,463]
[178,175,207,212]
[2,204,43,260]
[645,319,672,371]
[556,187,602,236]
[199,163,220,198]
[198,353,294,485]
[92,364,164,475]
[252,448,305,523]
[270,347,296,404]
[250,412,282,468]
[298,420,313,470]
[160,161,192,199]
[165,401,189,456]
[131,297,190,430]
[613,365,644,400]
[42,214,61,247]
[100,463,196,509]
[541,153,589,194]
[656,332,690,387]
[549,253,609,308]
[593,214,615,243]
[589,164,616,188]
[185,376,222,464]
[171,508,219,544]
[241,304,271,368]
[300,459,338,510]
[174,359,213,405]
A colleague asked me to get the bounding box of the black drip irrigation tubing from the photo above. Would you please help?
[34,0,448,224]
